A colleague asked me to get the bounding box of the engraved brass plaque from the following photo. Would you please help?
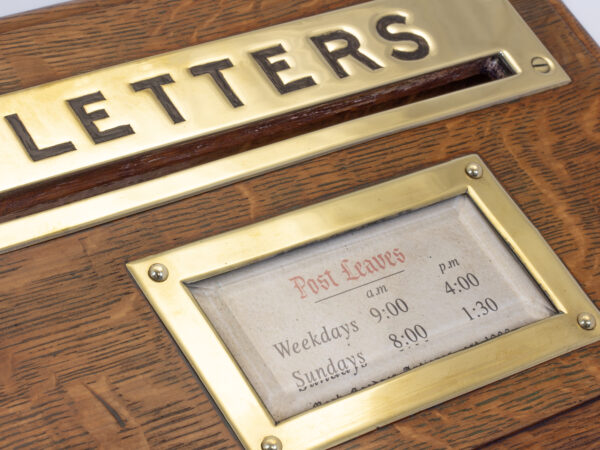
[0,0,572,255]
[128,155,599,450]
[0,0,566,196]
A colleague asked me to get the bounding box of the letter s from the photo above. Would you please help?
[393,248,406,263]
[357,352,367,367]
[292,370,307,391]
[376,14,429,61]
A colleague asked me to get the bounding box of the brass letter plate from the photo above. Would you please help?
[0,0,571,254]
[128,155,599,449]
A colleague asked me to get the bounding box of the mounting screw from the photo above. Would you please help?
[465,163,483,179]
[148,263,169,282]
[531,56,552,74]
[261,435,283,450]
[577,313,596,330]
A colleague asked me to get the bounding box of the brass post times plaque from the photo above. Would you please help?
[188,195,556,422]
[128,155,600,450]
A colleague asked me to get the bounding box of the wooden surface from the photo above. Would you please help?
[0,0,598,448]
[480,397,600,449]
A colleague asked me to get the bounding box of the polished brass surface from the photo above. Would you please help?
[465,162,483,179]
[261,436,283,450]
[148,263,169,283]
[0,0,570,255]
[577,313,596,331]
[128,155,599,450]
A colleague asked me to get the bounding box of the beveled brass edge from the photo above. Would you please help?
[127,155,599,450]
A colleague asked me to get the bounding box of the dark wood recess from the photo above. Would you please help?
[0,0,598,449]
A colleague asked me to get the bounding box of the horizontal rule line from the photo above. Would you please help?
[315,269,405,303]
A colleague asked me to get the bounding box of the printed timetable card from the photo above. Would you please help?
[188,196,556,422]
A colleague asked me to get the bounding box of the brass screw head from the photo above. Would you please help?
[577,313,596,330]
[148,263,169,282]
[261,435,283,450]
[465,163,483,179]
[531,56,552,74]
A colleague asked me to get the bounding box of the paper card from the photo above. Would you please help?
[188,196,555,422]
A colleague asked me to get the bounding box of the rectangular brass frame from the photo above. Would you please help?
[0,0,570,255]
[128,155,599,450]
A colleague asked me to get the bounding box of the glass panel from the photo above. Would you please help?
[187,196,556,422]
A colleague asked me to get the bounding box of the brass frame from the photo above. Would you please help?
[0,0,570,255]
[128,155,599,450]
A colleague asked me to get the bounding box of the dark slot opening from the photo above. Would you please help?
[0,54,514,222]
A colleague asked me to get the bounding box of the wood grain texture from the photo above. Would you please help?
[480,397,600,449]
[0,0,130,35]
[548,0,600,58]
[0,0,598,449]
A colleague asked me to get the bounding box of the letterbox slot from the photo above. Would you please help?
[0,54,514,222]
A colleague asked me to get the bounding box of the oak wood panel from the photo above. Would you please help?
[548,0,600,57]
[480,396,600,449]
[0,0,598,449]
[0,0,131,35]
